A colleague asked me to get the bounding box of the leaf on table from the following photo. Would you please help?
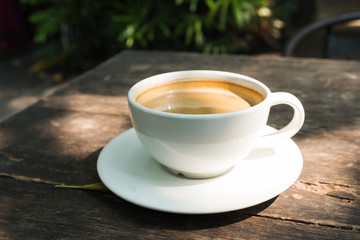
[55,182,109,191]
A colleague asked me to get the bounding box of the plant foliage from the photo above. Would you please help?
[20,0,297,72]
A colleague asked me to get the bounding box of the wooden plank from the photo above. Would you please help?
[0,109,358,231]
[1,178,359,240]
[95,51,360,82]
[0,51,359,239]
[253,184,360,230]
[37,94,130,116]
[0,106,131,184]
[41,51,360,97]
[37,51,360,135]
[33,51,360,186]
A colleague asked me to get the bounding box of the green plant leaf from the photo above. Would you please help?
[189,0,199,12]
[205,0,221,27]
[194,19,204,46]
[158,22,172,37]
[231,0,243,28]
[219,0,231,32]
[185,23,194,46]
[55,182,109,191]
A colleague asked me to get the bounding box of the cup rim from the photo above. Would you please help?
[128,70,271,119]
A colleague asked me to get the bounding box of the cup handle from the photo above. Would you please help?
[257,92,305,145]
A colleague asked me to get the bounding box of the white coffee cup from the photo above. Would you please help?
[128,70,305,179]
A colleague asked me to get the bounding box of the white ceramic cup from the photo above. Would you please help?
[128,70,305,179]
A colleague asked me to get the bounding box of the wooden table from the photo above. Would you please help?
[1,51,359,239]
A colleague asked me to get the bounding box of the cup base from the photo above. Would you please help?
[161,165,234,179]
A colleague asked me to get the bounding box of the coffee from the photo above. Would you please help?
[136,79,265,114]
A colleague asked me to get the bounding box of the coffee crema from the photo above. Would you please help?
[136,79,265,114]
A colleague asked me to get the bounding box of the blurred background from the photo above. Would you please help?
[0,0,359,121]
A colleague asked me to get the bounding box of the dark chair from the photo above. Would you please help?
[284,12,360,59]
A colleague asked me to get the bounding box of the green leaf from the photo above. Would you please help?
[185,24,194,46]
[189,0,199,12]
[126,37,135,48]
[194,19,203,46]
[219,0,231,32]
[231,0,243,28]
[55,182,109,191]
[205,0,221,27]
[158,22,171,37]
[175,0,184,5]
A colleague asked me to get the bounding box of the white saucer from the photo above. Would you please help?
[97,126,303,214]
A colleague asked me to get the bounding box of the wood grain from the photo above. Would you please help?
[1,178,359,240]
[0,51,359,239]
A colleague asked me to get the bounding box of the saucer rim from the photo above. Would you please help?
[97,127,303,214]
